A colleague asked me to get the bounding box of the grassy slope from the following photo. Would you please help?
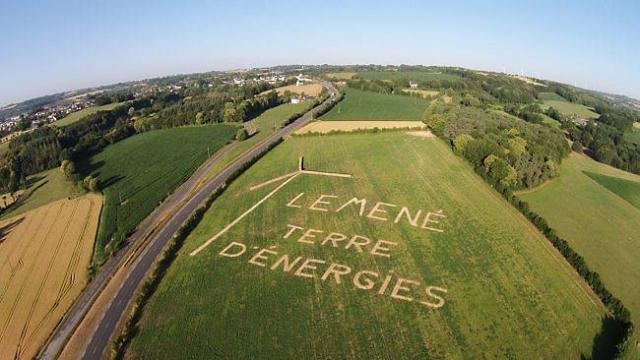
[200,101,311,184]
[54,102,124,127]
[128,133,602,359]
[358,71,460,82]
[0,168,79,219]
[538,92,566,101]
[584,171,640,210]
[87,125,236,261]
[537,92,598,119]
[321,88,429,121]
[520,152,640,334]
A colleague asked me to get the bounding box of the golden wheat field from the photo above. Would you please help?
[295,120,425,134]
[0,194,101,360]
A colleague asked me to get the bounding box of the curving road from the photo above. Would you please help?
[39,82,337,360]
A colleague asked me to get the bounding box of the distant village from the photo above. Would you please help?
[0,67,317,144]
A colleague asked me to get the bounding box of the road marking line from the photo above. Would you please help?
[189,172,301,256]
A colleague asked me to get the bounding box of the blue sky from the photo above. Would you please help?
[0,0,638,105]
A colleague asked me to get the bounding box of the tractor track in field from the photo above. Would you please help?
[0,202,64,345]
[0,203,59,305]
[23,198,97,350]
[14,201,80,358]
[0,215,34,275]
[0,212,41,300]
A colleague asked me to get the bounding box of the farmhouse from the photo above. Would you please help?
[286,192,446,232]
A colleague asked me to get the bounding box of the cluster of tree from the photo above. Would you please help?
[567,122,640,174]
[594,104,638,131]
[223,91,280,122]
[348,69,544,108]
[504,103,545,124]
[425,102,569,188]
[137,82,280,130]
[91,90,135,105]
[480,77,539,104]
[545,106,562,121]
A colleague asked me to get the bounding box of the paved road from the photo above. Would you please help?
[40,82,337,360]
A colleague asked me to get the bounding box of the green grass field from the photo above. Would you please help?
[85,125,236,261]
[54,102,124,127]
[127,132,603,359]
[520,153,640,341]
[358,71,460,82]
[584,171,640,210]
[538,92,566,101]
[321,88,430,121]
[540,113,561,127]
[0,168,80,220]
[538,92,599,119]
[624,127,640,145]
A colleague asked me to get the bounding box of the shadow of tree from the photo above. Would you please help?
[25,174,46,188]
[101,175,124,189]
[0,216,25,244]
[586,315,629,360]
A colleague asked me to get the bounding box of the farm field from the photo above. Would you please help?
[325,72,357,80]
[269,83,323,97]
[538,93,599,119]
[402,88,439,98]
[54,102,124,127]
[84,125,236,261]
[321,88,430,121]
[295,120,424,134]
[520,152,640,336]
[513,76,546,87]
[200,101,311,185]
[584,171,640,210]
[358,70,460,82]
[127,132,604,359]
[0,194,101,360]
[0,168,79,220]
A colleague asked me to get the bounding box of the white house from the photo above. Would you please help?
[409,81,418,89]
[291,97,301,104]
[296,73,310,86]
